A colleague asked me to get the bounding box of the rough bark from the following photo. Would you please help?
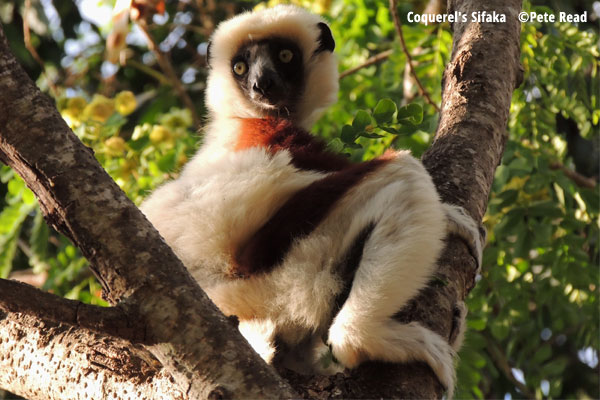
[0,21,296,400]
[282,0,523,398]
[0,308,184,400]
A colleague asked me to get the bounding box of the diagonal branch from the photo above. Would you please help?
[389,0,440,112]
[484,333,536,398]
[137,20,201,128]
[550,162,597,189]
[339,49,394,79]
[0,279,143,342]
[22,0,58,96]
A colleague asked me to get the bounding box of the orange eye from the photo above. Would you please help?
[279,49,293,63]
[233,61,248,75]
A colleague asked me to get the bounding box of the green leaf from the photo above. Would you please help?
[467,318,487,331]
[341,124,357,144]
[0,202,33,235]
[509,157,533,174]
[497,189,519,208]
[22,187,36,205]
[490,319,510,340]
[527,201,563,218]
[542,357,568,376]
[157,151,177,172]
[104,112,127,129]
[358,132,385,139]
[494,208,525,236]
[396,103,423,125]
[352,110,371,132]
[372,98,397,124]
[532,344,552,364]
[7,178,24,196]
[29,210,49,270]
[128,136,150,151]
[327,138,345,153]
[379,126,401,135]
[0,230,19,278]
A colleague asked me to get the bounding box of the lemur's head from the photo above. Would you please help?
[206,6,338,129]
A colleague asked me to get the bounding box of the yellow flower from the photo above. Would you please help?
[83,95,115,123]
[61,110,80,129]
[115,91,137,115]
[105,136,126,156]
[149,125,172,144]
[67,97,88,116]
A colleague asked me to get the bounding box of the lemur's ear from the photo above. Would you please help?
[206,41,212,68]
[315,22,335,54]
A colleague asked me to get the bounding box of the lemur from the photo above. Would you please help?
[140,5,484,397]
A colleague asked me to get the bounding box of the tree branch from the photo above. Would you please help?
[22,0,58,96]
[0,310,184,400]
[389,0,440,112]
[136,20,201,128]
[550,162,597,189]
[0,22,296,399]
[0,279,144,342]
[339,49,394,80]
[484,333,536,398]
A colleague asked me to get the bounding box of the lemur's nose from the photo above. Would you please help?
[253,71,275,95]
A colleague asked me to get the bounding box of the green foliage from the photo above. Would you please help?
[455,2,599,398]
[1,0,598,399]
[337,99,423,152]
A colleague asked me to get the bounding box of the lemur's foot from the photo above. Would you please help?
[328,315,457,398]
[443,204,486,272]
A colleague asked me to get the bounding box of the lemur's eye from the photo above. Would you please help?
[279,49,293,63]
[233,61,248,76]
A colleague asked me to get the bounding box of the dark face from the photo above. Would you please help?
[230,37,304,116]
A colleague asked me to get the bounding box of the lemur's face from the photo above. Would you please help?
[205,6,338,128]
[231,38,304,115]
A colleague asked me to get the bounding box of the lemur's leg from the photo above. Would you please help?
[327,166,486,399]
[325,159,458,395]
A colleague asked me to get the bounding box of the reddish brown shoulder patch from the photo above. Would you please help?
[235,117,352,172]
[236,118,276,151]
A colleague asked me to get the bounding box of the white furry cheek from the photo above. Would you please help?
[206,73,261,119]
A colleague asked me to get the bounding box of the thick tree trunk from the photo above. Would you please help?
[0,0,522,397]
[0,21,296,400]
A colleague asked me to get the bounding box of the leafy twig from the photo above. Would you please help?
[484,333,536,398]
[137,21,201,128]
[550,162,597,189]
[23,0,58,96]
[339,49,394,79]
[388,0,440,112]
[125,59,171,85]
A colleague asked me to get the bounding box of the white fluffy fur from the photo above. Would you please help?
[141,6,484,398]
